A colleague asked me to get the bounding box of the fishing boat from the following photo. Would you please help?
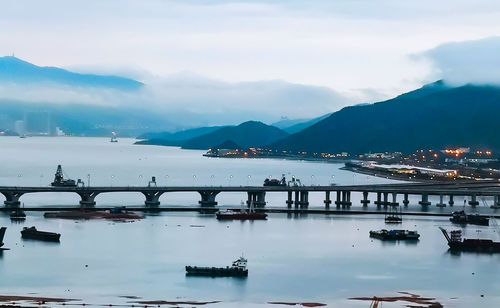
[369,229,420,241]
[450,210,489,226]
[385,207,402,223]
[216,201,267,220]
[10,209,26,221]
[21,226,61,242]
[439,227,500,252]
[186,256,248,277]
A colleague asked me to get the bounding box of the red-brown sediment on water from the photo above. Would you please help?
[268,302,327,307]
[0,295,78,303]
[349,292,443,308]
[131,300,220,305]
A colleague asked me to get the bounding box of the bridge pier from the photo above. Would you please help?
[492,195,500,209]
[468,194,479,207]
[2,192,24,208]
[342,191,351,207]
[448,195,454,206]
[361,191,370,207]
[382,192,389,207]
[390,192,399,206]
[198,191,219,207]
[78,191,99,208]
[286,191,293,208]
[324,191,331,208]
[247,191,266,207]
[142,191,164,208]
[436,194,446,207]
[298,191,309,208]
[294,191,300,208]
[403,193,409,207]
[374,192,383,207]
[335,191,342,207]
[419,193,431,207]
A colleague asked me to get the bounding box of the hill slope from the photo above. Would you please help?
[135,126,228,146]
[182,121,289,150]
[0,56,143,90]
[271,81,500,153]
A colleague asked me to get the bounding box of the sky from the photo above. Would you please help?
[1,0,500,123]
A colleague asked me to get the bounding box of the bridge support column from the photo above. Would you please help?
[198,191,219,207]
[374,192,382,207]
[286,191,293,208]
[142,191,164,208]
[361,191,370,207]
[247,192,266,207]
[298,191,309,208]
[448,195,454,206]
[344,191,351,207]
[78,191,99,208]
[390,192,399,206]
[335,191,341,207]
[294,191,300,208]
[403,193,409,207]
[382,192,389,207]
[324,191,331,208]
[419,193,431,207]
[2,192,24,208]
[492,195,500,209]
[468,194,479,207]
[436,194,446,207]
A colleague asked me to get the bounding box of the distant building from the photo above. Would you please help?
[14,120,25,136]
[24,111,51,135]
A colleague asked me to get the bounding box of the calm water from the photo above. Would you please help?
[0,137,499,307]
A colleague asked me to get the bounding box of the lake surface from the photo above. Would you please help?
[0,137,499,307]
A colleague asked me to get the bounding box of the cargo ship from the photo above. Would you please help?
[449,210,489,226]
[439,227,500,252]
[216,202,267,220]
[21,226,61,242]
[370,229,420,241]
[186,256,248,277]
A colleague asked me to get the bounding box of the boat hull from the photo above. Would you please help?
[216,212,267,220]
[185,266,248,277]
[370,230,420,241]
[21,228,60,242]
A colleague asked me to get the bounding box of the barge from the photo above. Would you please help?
[44,207,144,220]
[439,227,500,252]
[21,226,61,242]
[370,229,420,241]
[450,210,489,226]
[186,256,248,277]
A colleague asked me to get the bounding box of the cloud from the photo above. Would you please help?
[420,36,500,86]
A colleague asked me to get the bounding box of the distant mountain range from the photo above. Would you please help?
[271,80,500,153]
[136,121,289,150]
[0,56,143,90]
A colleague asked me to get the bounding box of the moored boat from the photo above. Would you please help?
[21,226,61,242]
[450,210,489,226]
[370,229,420,241]
[186,256,248,277]
[0,227,6,248]
[44,207,144,220]
[10,209,26,221]
[439,227,500,252]
[216,201,267,220]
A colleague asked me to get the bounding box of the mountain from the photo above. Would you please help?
[270,81,500,154]
[0,56,143,90]
[282,113,332,134]
[182,121,289,150]
[135,126,228,146]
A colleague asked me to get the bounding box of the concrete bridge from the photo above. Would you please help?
[1,181,500,209]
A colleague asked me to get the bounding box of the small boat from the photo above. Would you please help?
[450,210,489,226]
[10,209,26,221]
[186,256,248,277]
[21,226,61,242]
[0,227,6,248]
[385,208,402,223]
[216,201,267,220]
[370,229,420,241]
[439,227,500,253]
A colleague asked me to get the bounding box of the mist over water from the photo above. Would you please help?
[0,137,499,307]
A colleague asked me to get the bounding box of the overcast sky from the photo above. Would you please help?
[1,0,500,118]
